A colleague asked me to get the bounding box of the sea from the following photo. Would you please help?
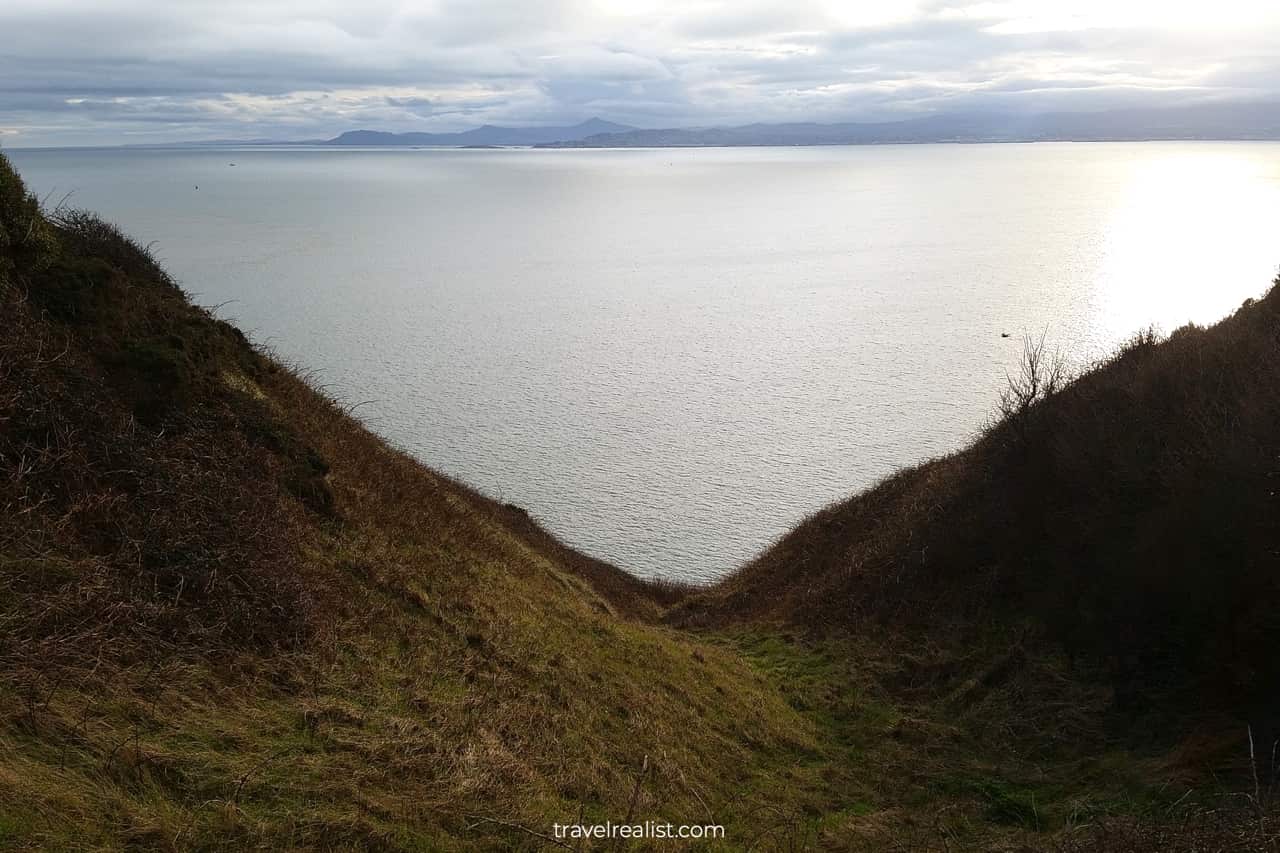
[9,141,1280,581]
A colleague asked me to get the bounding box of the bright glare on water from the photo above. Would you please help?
[9,142,1280,582]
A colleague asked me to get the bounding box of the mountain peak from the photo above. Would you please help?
[573,117,629,132]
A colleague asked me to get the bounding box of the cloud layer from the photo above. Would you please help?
[3,0,1278,145]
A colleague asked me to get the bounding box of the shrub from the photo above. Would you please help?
[50,208,174,288]
[0,153,58,280]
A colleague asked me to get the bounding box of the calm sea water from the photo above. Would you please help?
[8,143,1280,582]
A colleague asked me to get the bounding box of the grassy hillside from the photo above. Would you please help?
[0,153,825,850]
[2,150,1278,851]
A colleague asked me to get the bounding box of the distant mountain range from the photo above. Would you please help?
[536,102,1280,147]
[324,118,634,147]
[124,102,1280,150]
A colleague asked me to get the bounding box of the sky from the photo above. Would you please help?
[2,0,1279,146]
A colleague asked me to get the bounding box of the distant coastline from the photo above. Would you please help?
[41,100,1278,151]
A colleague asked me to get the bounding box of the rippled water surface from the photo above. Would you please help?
[10,143,1280,581]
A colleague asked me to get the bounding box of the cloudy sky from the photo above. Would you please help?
[2,0,1278,146]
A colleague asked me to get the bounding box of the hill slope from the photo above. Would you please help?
[684,288,1280,719]
[0,153,826,850]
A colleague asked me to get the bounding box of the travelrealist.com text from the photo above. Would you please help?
[553,821,726,841]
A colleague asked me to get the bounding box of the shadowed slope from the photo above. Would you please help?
[683,284,1280,716]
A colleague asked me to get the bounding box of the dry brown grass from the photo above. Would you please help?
[0,154,821,850]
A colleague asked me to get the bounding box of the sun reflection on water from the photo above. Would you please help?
[1093,146,1280,344]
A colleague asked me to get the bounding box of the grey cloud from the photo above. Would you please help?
[0,0,1276,145]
